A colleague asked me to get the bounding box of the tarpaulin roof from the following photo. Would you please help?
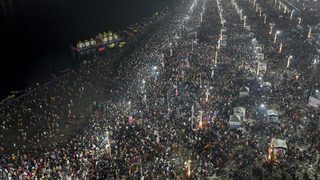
[273,139,287,149]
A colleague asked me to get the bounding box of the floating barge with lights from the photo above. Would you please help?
[70,31,123,52]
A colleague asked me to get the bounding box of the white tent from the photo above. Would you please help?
[272,139,287,156]
[259,62,267,72]
[267,109,279,121]
[239,86,249,97]
[229,115,241,127]
[246,72,255,81]
[233,106,246,120]
[261,82,272,91]
[256,53,264,61]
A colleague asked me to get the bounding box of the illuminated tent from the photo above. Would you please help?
[229,115,241,127]
[272,139,287,156]
[246,72,255,81]
[233,106,246,120]
[267,109,279,121]
[239,86,249,97]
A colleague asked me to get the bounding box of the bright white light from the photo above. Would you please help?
[316,90,319,92]
[261,104,265,108]
[277,31,280,34]
[154,66,157,70]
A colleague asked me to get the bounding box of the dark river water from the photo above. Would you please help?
[0,0,175,100]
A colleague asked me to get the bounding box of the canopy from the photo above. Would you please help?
[262,82,272,87]
[230,115,241,121]
[234,107,245,113]
[239,86,249,92]
[267,110,278,117]
[273,139,287,149]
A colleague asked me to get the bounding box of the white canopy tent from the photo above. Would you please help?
[229,115,241,127]
[233,106,246,120]
[272,139,287,156]
[267,109,279,121]
[239,86,249,97]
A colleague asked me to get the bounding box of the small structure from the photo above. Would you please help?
[246,72,255,81]
[229,115,241,127]
[267,109,279,121]
[261,81,272,91]
[76,41,84,49]
[259,62,267,73]
[272,139,287,157]
[89,38,96,46]
[239,86,250,97]
[233,106,246,120]
[256,53,264,61]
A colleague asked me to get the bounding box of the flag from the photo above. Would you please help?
[176,89,178,96]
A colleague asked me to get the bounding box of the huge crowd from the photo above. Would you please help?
[0,0,320,179]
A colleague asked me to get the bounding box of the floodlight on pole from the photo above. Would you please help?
[284,5,287,13]
[308,26,312,38]
[269,26,273,34]
[290,10,295,19]
[259,9,262,17]
[274,31,280,43]
[287,56,292,68]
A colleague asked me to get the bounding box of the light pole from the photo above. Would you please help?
[274,31,280,43]
[269,26,273,35]
[274,0,277,6]
[264,14,267,24]
[308,26,312,39]
[244,16,247,27]
[259,8,262,17]
[256,4,259,12]
[278,1,281,9]
[290,10,295,19]
[240,9,243,20]
[191,104,194,130]
[279,42,283,53]
[284,5,287,13]
[298,17,301,26]
[215,50,218,66]
[287,56,292,68]
[199,110,203,129]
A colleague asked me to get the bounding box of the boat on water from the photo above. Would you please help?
[70,31,123,52]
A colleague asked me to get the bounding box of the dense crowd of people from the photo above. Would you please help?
[0,0,320,179]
